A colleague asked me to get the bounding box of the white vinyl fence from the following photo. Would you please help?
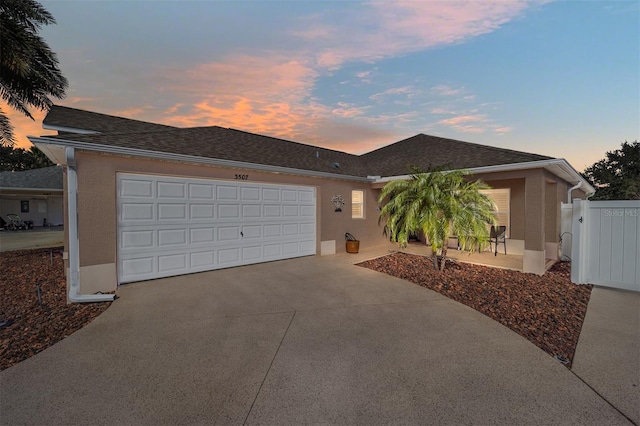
[570,199,640,291]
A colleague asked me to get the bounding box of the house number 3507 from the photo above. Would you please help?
[234,174,249,180]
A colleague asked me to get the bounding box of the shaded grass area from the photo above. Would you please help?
[0,247,112,371]
[358,253,592,368]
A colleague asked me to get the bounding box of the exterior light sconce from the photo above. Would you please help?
[331,194,345,212]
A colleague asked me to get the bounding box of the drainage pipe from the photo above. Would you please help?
[65,147,115,303]
[567,182,582,204]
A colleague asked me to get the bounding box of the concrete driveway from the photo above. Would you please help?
[0,255,634,425]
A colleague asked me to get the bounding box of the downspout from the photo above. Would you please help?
[66,147,115,303]
[567,182,582,203]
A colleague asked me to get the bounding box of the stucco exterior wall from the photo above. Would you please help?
[74,151,387,271]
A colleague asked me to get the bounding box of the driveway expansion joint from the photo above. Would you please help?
[243,310,297,425]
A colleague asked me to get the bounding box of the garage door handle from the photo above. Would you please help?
[241,231,244,238]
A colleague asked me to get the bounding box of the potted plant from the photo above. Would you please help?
[345,233,359,253]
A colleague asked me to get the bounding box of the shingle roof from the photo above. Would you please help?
[360,134,553,176]
[40,107,556,179]
[44,105,175,134]
[0,166,63,190]
[49,127,367,177]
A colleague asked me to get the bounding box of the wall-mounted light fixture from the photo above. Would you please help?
[331,194,345,212]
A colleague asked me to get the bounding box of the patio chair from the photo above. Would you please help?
[490,225,507,256]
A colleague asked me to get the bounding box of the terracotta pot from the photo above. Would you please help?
[346,240,360,253]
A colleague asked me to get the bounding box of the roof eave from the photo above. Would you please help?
[28,136,373,183]
[373,159,596,195]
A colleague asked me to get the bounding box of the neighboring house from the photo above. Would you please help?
[0,165,64,227]
[29,105,594,301]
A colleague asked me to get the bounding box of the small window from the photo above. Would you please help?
[352,190,364,219]
[20,200,29,213]
[479,189,510,237]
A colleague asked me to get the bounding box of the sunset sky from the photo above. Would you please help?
[6,0,639,172]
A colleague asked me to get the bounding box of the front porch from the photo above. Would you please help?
[334,240,558,273]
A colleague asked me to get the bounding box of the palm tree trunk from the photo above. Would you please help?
[431,248,439,270]
[440,246,448,271]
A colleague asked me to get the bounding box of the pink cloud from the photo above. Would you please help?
[370,86,414,101]
[332,103,367,118]
[439,114,488,126]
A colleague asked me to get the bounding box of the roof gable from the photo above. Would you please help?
[360,134,553,177]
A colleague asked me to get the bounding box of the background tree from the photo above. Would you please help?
[583,141,639,200]
[0,145,53,171]
[1,0,68,146]
[378,169,497,271]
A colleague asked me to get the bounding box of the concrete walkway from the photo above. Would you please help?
[572,286,640,425]
[0,253,635,425]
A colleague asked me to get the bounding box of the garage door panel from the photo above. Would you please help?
[158,229,187,247]
[241,187,261,200]
[218,247,240,264]
[121,230,154,249]
[299,190,314,202]
[158,203,187,220]
[218,204,240,218]
[157,181,186,199]
[121,203,154,221]
[189,183,215,199]
[300,223,315,235]
[283,205,298,216]
[118,174,316,283]
[122,257,154,277]
[262,188,279,201]
[190,204,215,219]
[282,189,298,201]
[242,225,261,239]
[264,224,281,237]
[242,246,262,260]
[120,179,153,198]
[218,226,240,241]
[242,204,261,218]
[264,244,281,257]
[191,227,215,243]
[217,185,238,200]
[191,251,215,268]
[158,253,187,272]
[300,239,315,252]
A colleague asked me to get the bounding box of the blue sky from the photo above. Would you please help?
[7,0,639,172]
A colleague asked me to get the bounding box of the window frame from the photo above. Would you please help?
[351,190,365,219]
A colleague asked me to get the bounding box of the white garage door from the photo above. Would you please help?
[117,173,316,283]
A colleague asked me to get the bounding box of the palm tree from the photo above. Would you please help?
[378,169,498,271]
[0,0,68,146]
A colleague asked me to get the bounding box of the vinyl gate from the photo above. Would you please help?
[570,199,640,291]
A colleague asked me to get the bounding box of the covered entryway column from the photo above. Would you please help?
[524,170,546,275]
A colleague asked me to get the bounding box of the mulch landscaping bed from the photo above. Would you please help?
[358,252,592,368]
[0,247,112,371]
